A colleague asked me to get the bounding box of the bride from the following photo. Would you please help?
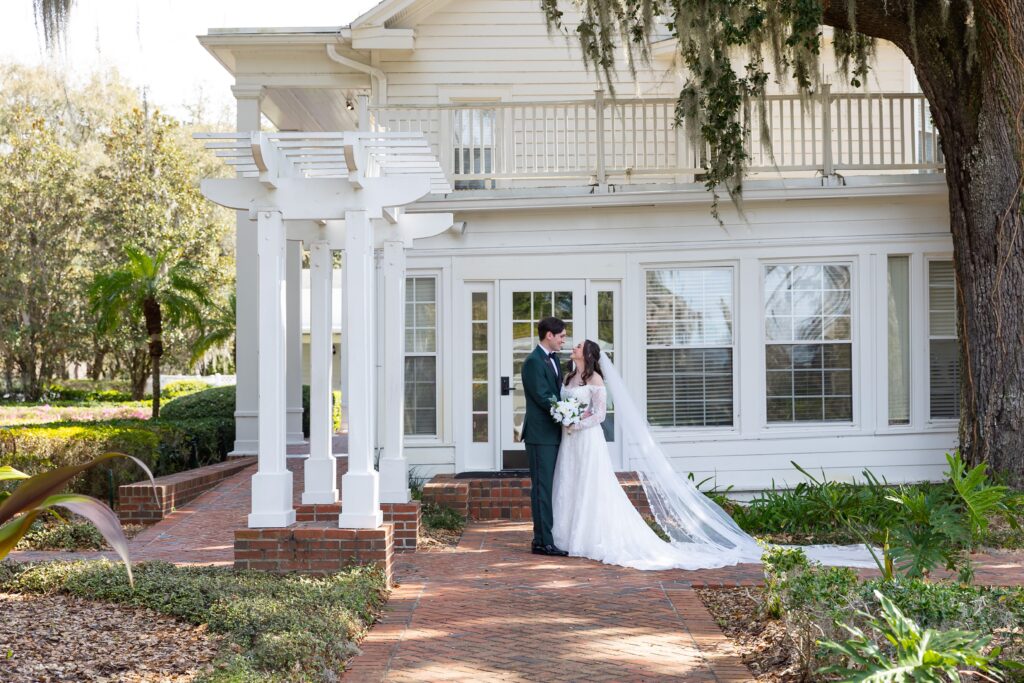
[552,339,874,570]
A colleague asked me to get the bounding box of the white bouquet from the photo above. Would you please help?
[549,396,587,428]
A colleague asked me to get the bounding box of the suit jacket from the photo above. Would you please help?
[521,345,563,446]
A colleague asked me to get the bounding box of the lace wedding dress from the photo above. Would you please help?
[551,354,877,571]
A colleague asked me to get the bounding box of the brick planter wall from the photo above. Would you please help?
[422,472,652,521]
[118,457,256,525]
[420,476,469,516]
[295,501,421,552]
[234,523,394,585]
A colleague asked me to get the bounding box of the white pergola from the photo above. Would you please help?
[198,131,453,528]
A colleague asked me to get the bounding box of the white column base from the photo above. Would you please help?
[286,407,305,445]
[233,413,259,455]
[338,471,383,529]
[301,456,339,504]
[378,457,411,504]
[248,471,296,528]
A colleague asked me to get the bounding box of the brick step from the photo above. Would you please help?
[422,472,651,521]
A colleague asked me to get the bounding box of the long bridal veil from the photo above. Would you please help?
[598,351,877,568]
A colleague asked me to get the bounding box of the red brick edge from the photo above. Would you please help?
[295,501,421,553]
[234,523,394,585]
[118,457,256,525]
[422,472,651,521]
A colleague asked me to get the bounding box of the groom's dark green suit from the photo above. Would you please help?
[521,345,563,547]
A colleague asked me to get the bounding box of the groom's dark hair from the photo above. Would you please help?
[538,317,565,341]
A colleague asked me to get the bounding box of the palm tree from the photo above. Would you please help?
[89,247,208,418]
[32,0,74,50]
[189,293,236,370]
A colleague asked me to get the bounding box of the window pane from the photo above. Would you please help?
[764,263,853,423]
[887,256,911,425]
[645,268,734,428]
[404,277,438,436]
[928,261,960,419]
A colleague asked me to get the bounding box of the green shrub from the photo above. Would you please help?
[161,385,236,420]
[164,385,342,436]
[0,560,387,681]
[17,520,106,551]
[0,416,233,502]
[421,503,465,532]
[161,379,211,400]
[45,381,137,403]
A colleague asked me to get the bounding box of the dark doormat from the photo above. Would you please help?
[454,470,531,479]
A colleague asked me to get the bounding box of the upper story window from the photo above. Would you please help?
[764,264,853,423]
[645,268,734,427]
[928,261,959,420]
[453,107,495,190]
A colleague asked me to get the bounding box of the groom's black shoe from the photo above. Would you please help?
[539,544,568,557]
[531,541,545,555]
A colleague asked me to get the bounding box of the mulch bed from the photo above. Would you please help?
[0,593,220,682]
[697,586,804,682]
[418,527,463,550]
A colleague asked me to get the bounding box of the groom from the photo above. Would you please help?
[521,316,569,557]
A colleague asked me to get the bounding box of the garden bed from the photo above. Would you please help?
[0,560,388,682]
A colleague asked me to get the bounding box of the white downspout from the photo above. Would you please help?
[327,43,388,106]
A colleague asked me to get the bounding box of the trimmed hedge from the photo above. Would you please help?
[161,379,211,400]
[163,384,342,436]
[0,416,233,503]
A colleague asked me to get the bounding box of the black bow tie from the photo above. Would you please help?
[548,352,558,360]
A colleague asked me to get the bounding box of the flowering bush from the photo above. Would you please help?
[0,403,150,426]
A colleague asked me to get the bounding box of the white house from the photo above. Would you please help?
[198,0,957,525]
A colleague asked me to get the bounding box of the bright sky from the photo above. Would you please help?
[0,0,382,119]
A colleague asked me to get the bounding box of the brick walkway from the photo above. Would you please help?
[345,521,754,682]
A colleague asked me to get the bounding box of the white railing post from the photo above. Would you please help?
[303,240,339,505]
[285,241,304,445]
[821,84,834,176]
[594,89,607,186]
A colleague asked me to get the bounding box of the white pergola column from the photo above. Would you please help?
[303,240,339,504]
[248,209,296,528]
[338,210,383,528]
[378,239,410,503]
[229,84,263,455]
[286,240,305,444]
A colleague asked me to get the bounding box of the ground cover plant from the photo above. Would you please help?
[752,546,1024,681]
[0,560,388,682]
[15,517,146,551]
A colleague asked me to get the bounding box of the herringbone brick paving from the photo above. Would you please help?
[344,522,755,682]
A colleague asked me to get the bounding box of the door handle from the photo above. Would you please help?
[501,376,515,395]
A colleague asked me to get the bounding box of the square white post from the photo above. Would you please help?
[303,240,339,504]
[286,240,305,444]
[249,209,296,528]
[229,84,263,455]
[379,239,410,503]
[338,210,383,528]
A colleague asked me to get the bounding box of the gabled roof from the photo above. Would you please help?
[350,0,456,29]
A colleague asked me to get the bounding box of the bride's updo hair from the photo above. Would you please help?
[565,339,602,386]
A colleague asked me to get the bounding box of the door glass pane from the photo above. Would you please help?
[887,256,911,425]
[471,291,489,442]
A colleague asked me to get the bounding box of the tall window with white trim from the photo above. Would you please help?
[645,268,734,427]
[928,261,960,420]
[764,264,853,423]
[404,277,438,436]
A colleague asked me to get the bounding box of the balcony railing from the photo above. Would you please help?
[366,85,943,189]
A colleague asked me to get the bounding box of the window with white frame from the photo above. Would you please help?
[928,261,960,420]
[404,277,438,436]
[887,256,911,425]
[764,264,853,423]
[645,268,734,427]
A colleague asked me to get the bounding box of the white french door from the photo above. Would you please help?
[497,280,586,469]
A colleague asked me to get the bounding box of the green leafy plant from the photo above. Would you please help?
[0,454,155,584]
[421,503,465,532]
[820,590,1006,682]
[160,379,210,400]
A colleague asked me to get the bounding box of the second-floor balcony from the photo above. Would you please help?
[367,86,943,192]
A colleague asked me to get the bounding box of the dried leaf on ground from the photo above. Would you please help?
[0,592,220,682]
[417,527,462,550]
[697,586,804,682]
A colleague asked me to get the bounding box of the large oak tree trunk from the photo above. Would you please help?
[826,0,1024,485]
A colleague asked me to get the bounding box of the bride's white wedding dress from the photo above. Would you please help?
[551,353,877,571]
